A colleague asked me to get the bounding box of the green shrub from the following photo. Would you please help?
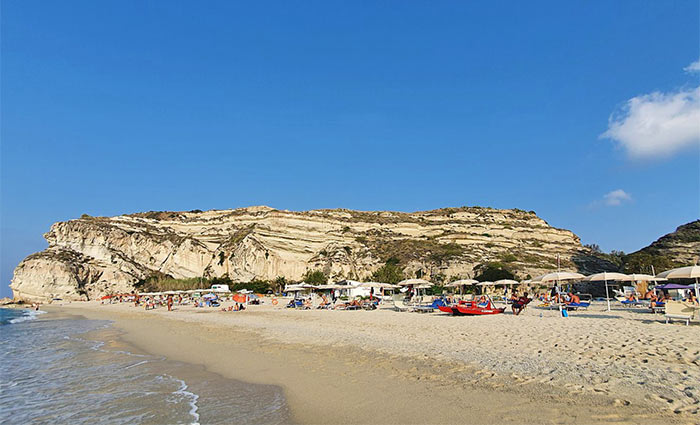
[302,269,328,285]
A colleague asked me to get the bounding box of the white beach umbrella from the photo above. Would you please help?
[398,278,432,286]
[619,273,666,282]
[315,284,344,290]
[476,281,495,286]
[446,279,478,295]
[533,272,585,283]
[656,265,700,300]
[494,279,519,285]
[354,282,400,290]
[446,279,478,287]
[585,272,629,311]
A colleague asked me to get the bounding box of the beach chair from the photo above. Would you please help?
[392,294,411,312]
[564,302,590,311]
[664,301,696,326]
[650,302,666,314]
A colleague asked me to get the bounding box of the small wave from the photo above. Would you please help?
[123,360,149,370]
[8,310,46,324]
[163,375,201,425]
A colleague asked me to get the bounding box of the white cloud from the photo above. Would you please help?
[684,58,700,73]
[603,189,632,206]
[601,85,700,159]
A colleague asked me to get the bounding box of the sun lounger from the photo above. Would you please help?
[565,302,590,311]
[392,295,412,312]
[650,302,666,314]
[664,301,697,326]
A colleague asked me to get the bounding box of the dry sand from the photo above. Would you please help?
[49,300,699,424]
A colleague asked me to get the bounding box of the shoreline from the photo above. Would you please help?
[46,301,698,424]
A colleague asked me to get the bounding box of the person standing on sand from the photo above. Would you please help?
[167,295,173,312]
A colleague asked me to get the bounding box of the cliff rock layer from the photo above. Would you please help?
[12,206,602,302]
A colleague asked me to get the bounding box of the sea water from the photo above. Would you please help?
[0,308,293,424]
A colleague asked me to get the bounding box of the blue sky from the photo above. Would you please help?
[2,1,699,298]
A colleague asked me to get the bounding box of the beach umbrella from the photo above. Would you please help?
[656,265,700,300]
[445,279,478,295]
[619,273,666,296]
[397,279,431,286]
[353,282,390,288]
[533,272,585,283]
[398,279,432,296]
[494,279,519,285]
[619,273,666,282]
[494,279,519,299]
[314,284,343,290]
[475,281,495,295]
[446,279,478,287]
[585,272,629,311]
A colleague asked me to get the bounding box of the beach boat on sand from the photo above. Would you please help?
[438,303,465,315]
[439,296,505,316]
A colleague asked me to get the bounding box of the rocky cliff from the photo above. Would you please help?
[622,220,700,272]
[11,206,606,302]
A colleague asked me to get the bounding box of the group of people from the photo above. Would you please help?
[220,303,246,312]
[285,293,379,310]
[643,289,698,308]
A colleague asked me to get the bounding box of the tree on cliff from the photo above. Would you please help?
[371,257,405,284]
[302,269,328,285]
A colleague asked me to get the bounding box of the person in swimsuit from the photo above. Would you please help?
[565,292,580,304]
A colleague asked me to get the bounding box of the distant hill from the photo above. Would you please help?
[622,220,700,273]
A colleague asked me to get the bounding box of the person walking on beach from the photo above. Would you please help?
[167,295,173,312]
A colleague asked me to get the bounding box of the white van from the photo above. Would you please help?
[211,284,230,292]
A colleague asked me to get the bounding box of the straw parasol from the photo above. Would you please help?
[585,272,629,311]
[656,265,700,300]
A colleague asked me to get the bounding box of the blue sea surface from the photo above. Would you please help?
[0,307,292,424]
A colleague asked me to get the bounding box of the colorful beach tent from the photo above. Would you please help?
[654,283,693,290]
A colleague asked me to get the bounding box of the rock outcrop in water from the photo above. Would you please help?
[12,206,608,302]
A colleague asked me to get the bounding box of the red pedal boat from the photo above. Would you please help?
[438,304,465,315]
[440,296,505,316]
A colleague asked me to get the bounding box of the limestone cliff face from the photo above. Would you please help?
[12,206,599,302]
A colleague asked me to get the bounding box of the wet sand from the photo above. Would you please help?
[50,301,699,424]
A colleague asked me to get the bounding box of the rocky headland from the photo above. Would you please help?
[11,206,622,302]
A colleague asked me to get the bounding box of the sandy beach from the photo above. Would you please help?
[47,300,699,424]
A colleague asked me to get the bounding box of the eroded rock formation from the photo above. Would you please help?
[11,206,605,302]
